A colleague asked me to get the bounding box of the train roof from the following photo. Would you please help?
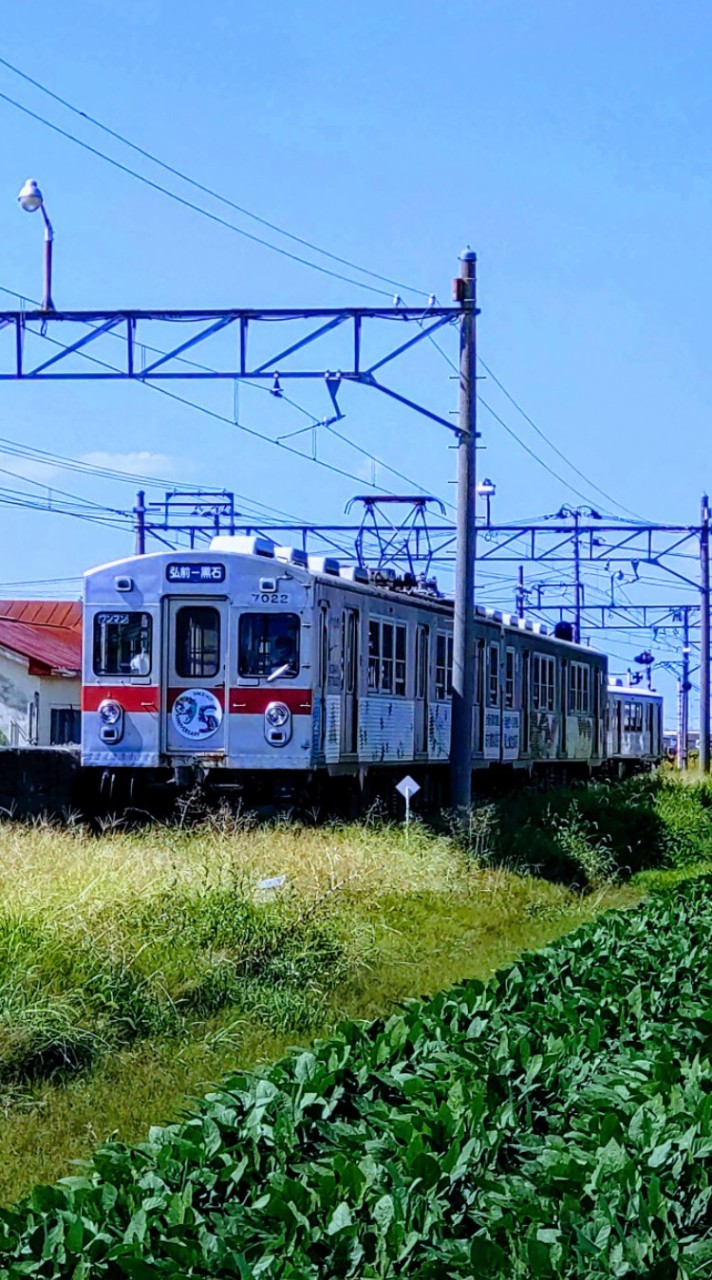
[607,682,662,699]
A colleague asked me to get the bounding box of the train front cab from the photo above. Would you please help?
[82,548,318,796]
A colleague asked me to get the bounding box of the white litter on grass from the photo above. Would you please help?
[257,874,287,891]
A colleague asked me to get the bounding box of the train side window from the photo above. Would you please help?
[238,612,299,679]
[488,643,499,707]
[533,653,556,712]
[569,662,591,714]
[368,620,379,690]
[368,620,407,696]
[505,648,515,709]
[434,633,454,701]
[623,701,644,732]
[381,623,394,693]
[395,625,406,696]
[93,611,152,677]
[177,607,221,678]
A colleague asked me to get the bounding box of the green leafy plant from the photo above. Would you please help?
[2,876,712,1277]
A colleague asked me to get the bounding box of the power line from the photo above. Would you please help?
[477,394,613,510]
[0,68,649,526]
[0,55,427,301]
[424,329,644,521]
[477,357,647,522]
[0,88,397,299]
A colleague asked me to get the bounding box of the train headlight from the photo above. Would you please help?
[99,700,122,725]
[264,701,292,745]
[265,702,290,728]
[98,699,124,744]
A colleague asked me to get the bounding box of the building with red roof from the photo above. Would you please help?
[0,601,82,746]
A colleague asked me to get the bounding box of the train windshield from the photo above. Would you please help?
[238,613,300,679]
[93,611,152,676]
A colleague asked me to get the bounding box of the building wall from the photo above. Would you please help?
[0,648,80,746]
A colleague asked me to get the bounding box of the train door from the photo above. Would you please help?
[414,624,429,754]
[317,604,329,753]
[593,671,601,756]
[615,700,623,755]
[341,608,359,755]
[163,598,228,755]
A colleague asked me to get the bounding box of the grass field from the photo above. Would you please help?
[0,773,711,1209]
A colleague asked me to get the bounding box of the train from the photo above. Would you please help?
[81,536,664,806]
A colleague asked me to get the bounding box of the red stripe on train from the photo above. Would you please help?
[82,687,313,715]
[82,686,161,712]
[229,688,313,715]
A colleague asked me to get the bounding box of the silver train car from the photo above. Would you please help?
[81,538,662,802]
[606,682,663,770]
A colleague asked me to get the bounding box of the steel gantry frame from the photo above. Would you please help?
[0,279,482,807]
[0,304,462,432]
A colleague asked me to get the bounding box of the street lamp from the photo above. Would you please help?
[17,179,54,312]
[476,478,496,527]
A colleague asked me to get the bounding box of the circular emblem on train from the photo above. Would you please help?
[172,689,223,740]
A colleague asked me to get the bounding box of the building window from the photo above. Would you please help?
[488,643,500,707]
[368,619,407,695]
[532,653,556,712]
[93,611,152,677]
[238,613,299,679]
[505,648,515,709]
[435,632,453,701]
[569,662,591,714]
[50,707,81,746]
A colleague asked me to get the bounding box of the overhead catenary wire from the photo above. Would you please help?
[0,88,399,299]
[0,55,427,301]
[0,62,649,531]
[476,356,648,523]
[423,329,649,522]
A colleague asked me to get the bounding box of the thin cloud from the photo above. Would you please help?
[80,451,190,480]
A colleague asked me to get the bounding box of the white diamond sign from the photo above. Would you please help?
[396,776,421,799]
[396,775,420,831]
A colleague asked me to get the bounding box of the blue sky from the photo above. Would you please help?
[1,0,710,710]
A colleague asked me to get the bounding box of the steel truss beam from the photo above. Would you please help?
[0,305,461,433]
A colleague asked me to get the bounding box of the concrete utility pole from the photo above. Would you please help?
[700,494,710,772]
[450,249,478,815]
[573,508,583,644]
[516,565,526,619]
[134,489,146,555]
[677,606,691,771]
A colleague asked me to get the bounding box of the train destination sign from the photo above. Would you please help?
[166,563,226,584]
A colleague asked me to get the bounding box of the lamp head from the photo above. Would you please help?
[18,179,43,212]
